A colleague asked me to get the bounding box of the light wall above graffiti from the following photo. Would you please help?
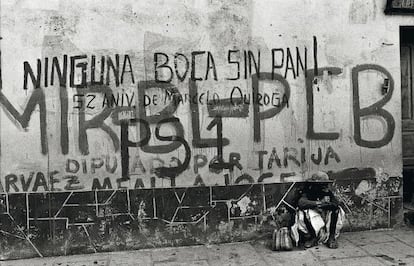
[0,0,405,192]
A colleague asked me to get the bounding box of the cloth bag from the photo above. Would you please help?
[271,227,293,251]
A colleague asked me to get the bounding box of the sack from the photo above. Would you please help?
[271,227,293,251]
[280,227,293,250]
[271,228,281,251]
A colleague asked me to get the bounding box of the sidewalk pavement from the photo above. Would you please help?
[1,228,413,266]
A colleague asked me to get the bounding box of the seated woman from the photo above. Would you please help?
[292,171,345,249]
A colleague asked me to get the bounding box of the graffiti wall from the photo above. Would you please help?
[0,0,407,259]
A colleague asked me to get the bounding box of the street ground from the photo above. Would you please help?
[0,227,413,266]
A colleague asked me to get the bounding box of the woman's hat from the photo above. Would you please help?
[306,171,334,183]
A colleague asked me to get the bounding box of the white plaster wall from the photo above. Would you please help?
[0,0,409,191]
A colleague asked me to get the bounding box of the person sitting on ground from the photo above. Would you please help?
[292,171,345,249]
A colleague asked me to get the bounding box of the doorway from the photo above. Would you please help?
[400,26,414,209]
